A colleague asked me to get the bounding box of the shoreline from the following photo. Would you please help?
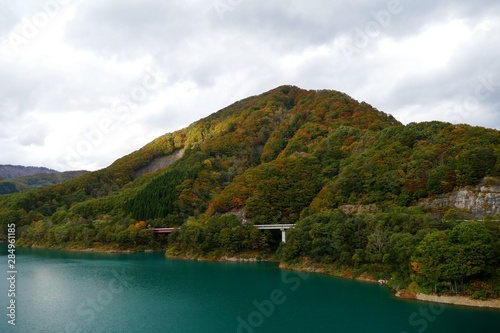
[18,244,500,309]
[166,252,273,263]
[279,262,500,310]
[24,243,165,254]
[278,262,380,284]
[407,293,500,309]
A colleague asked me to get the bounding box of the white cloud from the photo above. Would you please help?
[0,0,499,171]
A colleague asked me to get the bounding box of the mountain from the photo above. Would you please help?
[0,170,89,195]
[0,164,58,179]
[0,86,499,298]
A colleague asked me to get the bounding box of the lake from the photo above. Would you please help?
[1,244,499,333]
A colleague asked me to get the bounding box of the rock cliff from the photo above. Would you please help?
[419,178,500,217]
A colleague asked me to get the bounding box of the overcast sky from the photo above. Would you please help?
[1,0,499,171]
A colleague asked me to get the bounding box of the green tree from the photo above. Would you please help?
[412,222,493,294]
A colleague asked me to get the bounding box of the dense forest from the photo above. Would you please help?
[1,86,499,299]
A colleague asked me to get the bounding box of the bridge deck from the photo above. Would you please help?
[254,224,295,230]
[155,224,296,232]
[154,224,296,242]
[154,228,178,234]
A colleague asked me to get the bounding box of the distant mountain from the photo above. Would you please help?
[0,170,89,195]
[0,165,58,179]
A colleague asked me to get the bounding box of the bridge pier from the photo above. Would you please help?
[281,228,286,243]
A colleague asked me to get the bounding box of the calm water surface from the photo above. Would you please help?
[1,244,499,333]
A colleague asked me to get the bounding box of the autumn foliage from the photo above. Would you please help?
[0,86,499,297]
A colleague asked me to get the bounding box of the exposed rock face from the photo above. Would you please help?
[134,149,185,178]
[418,178,500,217]
[338,204,377,215]
[225,209,248,224]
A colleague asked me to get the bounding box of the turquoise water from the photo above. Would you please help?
[1,245,499,333]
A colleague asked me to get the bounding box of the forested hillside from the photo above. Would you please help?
[1,86,499,298]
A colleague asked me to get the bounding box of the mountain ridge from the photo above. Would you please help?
[0,170,89,195]
[1,85,498,227]
[0,164,58,179]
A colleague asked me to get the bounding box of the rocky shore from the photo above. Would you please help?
[397,292,500,309]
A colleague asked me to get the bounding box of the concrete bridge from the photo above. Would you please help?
[153,227,178,234]
[253,224,295,243]
[154,224,296,243]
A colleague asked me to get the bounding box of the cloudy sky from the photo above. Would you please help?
[1,0,499,171]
